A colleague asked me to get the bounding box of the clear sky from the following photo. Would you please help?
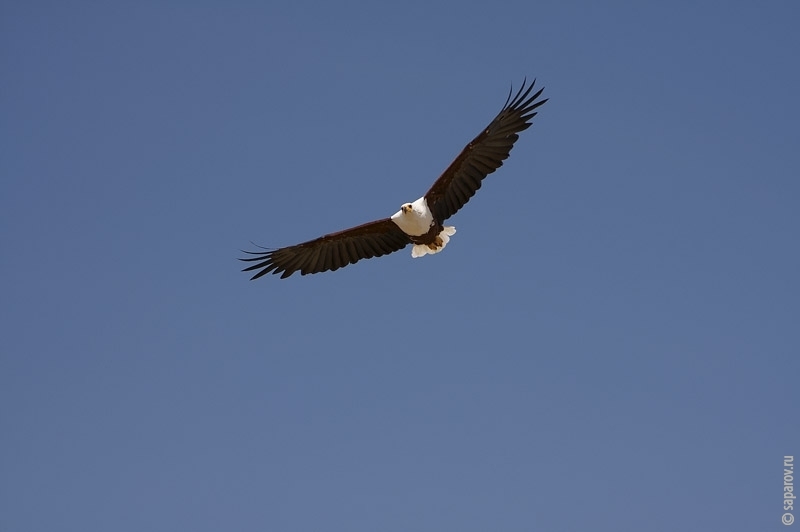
[2,2,798,531]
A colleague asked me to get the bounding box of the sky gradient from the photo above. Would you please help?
[2,2,799,531]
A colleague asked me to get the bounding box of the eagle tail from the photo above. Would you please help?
[411,226,457,258]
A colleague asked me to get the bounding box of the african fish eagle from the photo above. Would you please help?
[241,79,547,279]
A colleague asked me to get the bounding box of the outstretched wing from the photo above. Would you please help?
[240,218,411,279]
[424,79,547,222]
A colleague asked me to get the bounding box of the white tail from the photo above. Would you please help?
[411,226,456,258]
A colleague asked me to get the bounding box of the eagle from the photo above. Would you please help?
[241,79,547,279]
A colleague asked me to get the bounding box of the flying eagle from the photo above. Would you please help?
[241,79,547,279]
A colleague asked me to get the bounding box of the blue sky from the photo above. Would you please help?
[2,2,798,531]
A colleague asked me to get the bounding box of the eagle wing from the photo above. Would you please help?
[240,218,411,279]
[424,79,547,222]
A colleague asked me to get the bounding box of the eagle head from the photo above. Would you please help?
[401,203,413,214]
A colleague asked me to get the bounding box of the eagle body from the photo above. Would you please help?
[390,197,456,258]
[241,79,547,279]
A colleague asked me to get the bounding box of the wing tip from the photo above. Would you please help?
[505,77,546,112]
[239,245,284,280]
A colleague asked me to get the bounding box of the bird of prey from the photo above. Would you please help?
[241,79,547,279]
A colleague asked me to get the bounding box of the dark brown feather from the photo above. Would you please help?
[425,79,547,222]
[240,218,411,279]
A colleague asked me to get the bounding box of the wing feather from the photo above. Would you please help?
[349,239,366,261]
[330,242,342,271]
[344,240,359,264]
[425,78,547,221]
[280,252,308,278]
[305,246,323,274]
[241,218,411,279]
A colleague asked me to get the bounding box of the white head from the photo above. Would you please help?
[390,196,434,236]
